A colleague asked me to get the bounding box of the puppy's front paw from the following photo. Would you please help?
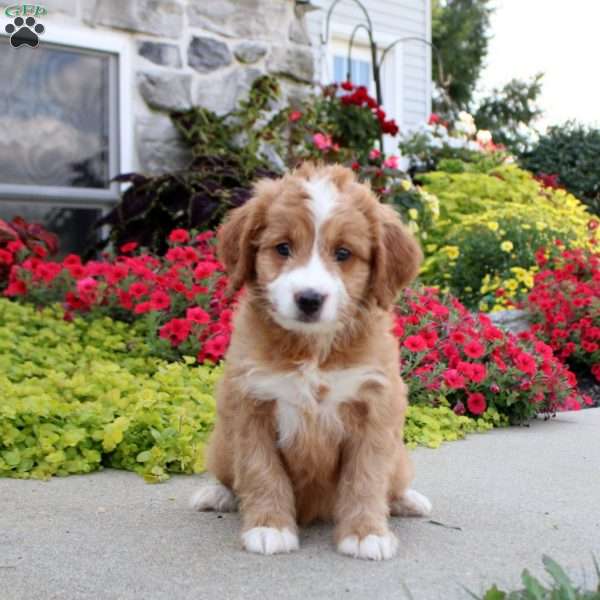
[390,488,432,517]
[242,527,299,555]
[337,532,398,561]
[190,482,238,512]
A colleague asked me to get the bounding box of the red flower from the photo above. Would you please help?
[31,244,48,258]
[0,249,13,265]
[443,369,465,389]
[186,306,210,324]
[467,392,487,415]
[129,282,148,297]
[404,335,427,352]
[194,261,218,280]
[168,229,190,244]
[341,81,354,91]
[159,318,191,347]
[120,242,139,254]
[463,340,485,359]
[514,352,537,376]
[149,290,171,311]
[592,364,600,382]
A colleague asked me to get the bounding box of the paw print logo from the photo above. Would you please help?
[5,16,45,48]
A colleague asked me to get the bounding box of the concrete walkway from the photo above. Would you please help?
[2,409,600,600]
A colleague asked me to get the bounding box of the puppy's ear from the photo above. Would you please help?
[217,179,274,293]
[372,204,423,309]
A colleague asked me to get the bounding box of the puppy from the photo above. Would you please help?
[191,163,432,560]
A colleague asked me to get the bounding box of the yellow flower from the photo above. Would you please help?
[504,278,518,291]
[401,179,411,191]
[408,208,419,220]
[486,221,499,231]
[479,301,489,312]
[536,222,547,231]
[408,220,419,233]
[426,244,438,253]
[443,245,460,259]
[501,240,514,253]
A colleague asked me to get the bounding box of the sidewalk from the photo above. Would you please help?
[2,409,599,600]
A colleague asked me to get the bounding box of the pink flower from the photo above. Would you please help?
[76,277,97,295]
[312,133,334,151]
[369,148,381,160]
[289,110,302,122]
[383,155,399,169]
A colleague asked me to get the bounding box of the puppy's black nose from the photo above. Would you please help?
[295,289,326,316]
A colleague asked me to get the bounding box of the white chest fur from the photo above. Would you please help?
[238,363,388,446]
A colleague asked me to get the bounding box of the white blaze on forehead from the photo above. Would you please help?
[303,176,338,229]
[266,174,348,333]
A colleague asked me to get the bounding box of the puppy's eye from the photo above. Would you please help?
[335,247,352,262]
[276,243,292,257]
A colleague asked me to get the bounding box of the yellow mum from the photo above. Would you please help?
[501,241,514,253]
[443,245,460,259]
[486,221,499,231]
[408,208,419,220]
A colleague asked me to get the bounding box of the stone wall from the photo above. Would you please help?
[43,0,315,174]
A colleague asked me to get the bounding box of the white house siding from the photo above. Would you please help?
[306,0,431,132]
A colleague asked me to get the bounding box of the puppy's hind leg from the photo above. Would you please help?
[190,480,238,512]
[190,415,238,513]
[389,444,432,518]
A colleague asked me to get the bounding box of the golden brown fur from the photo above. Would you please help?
[198,163,428,559]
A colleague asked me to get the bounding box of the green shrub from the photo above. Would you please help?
[418,163,597,308]
[0,300,220,482]
[0,299,497,481]
[520,121,600,215]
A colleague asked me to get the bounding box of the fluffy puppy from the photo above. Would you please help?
[191,163,432,560]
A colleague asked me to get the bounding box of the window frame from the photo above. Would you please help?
[321,23,404,153]
[0,24,134,209]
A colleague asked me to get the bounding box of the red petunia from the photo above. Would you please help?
[186,306,210,324]
[159,318,191,347]
[168,229,190,244]
[514,352,537,376]
[404,335,427,352]
[120,242,138,254]
[467,392,487,415]
[149,290,171,311]
[443,369,465,389]
[463,339,485,359]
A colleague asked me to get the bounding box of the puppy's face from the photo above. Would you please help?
[218,164,422,335]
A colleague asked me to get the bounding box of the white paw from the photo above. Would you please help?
[190,482,238,512]
[242,527,299,555]
[390,488,432,517]
[337,532,398,561]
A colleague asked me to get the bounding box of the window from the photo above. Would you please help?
[330,38,373,91]
[0,26,132,253]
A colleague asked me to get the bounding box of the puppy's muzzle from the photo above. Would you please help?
[294,289,327,321]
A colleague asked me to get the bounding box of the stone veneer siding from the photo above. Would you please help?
[41,0,315,174]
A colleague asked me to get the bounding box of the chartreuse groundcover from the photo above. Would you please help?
[0,299,493,481]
